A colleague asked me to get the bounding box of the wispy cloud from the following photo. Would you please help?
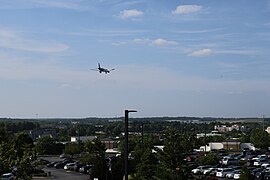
[112,41,127,46]
[0,27,69,53]
[189,49,213,57]
[0,0,89,10]
[119,9,144,19]
[172,5,202,14]
[173,28,223,34]
[216,49,259,56]
[65,29,148,37]
[27,0,88,10]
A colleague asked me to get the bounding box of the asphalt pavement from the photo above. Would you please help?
[33,167,89,180]
[34,156,89,180]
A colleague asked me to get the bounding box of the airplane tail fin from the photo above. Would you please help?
[98,63,101,68]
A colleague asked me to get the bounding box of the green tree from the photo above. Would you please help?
[64,143,81,157]
[250,129,270,150]
[132,148,158,180]
[240,166,252,180]
[0,128,33,180]
[84,138,108,180]
[14,132,34,158]
[156,129,192,180]
[196,152,220,165]
[35,136,58,155]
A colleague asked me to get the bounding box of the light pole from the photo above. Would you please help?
[124,109,137,180]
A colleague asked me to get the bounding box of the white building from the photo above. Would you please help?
[70,136,96,143]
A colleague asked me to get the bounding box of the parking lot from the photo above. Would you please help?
[34,156,89,180]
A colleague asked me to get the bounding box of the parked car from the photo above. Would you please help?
[54,159,74,169]
[254,159,268,166]
[264,172,270,180]
[222,158,240,165]
[226,170,239,179]
[191,165,211,174]
[79,165,93,174]
[1,173,14,180]
[46,161,58,167]
[261,162,270,169]
[252,154,268,161]
[74,163,86,172]
[203,167,217,175]
[250,168,263,178]
[255,171,265,180]
[233,170,241,179]
[216,168,234,178]
[64,162,77,170]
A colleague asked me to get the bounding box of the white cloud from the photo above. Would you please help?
[133,38,178,46]
[189,49,213,57]
[152,38,178,46]
[172,5,202,14]
[0,28,69,53]
[112,41,127,46]
[119,9,144,19]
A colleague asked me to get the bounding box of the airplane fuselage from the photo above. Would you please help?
[98,67,110,73]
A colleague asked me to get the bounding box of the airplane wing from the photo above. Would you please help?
[90,68,99,71]
[110,69,115,71]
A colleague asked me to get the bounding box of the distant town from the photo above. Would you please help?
[0,116,269,179]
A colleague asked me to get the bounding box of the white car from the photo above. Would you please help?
[253,159,268,166]
[216,168,234,178]
[203,167,217,175]
[233,170,241,179]
[1,173,14,180]
[64,162,77,170]
[191,165,211,174]
[261,162,270,168]
[252,154,267,161]
[226,170,239,179]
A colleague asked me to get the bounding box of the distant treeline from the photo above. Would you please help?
[0,121,39,133]
[0,116,268,123]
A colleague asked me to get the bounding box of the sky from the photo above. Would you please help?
[0,0,270,118]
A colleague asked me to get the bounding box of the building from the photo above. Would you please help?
[100,138,118,149]
[214,124,245,132]
[196,130,222,138]
[70,136,96,143]
[265,126,270,133]
[29,129,57,141]
[197,140,247,152]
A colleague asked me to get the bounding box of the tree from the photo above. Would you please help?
[156,129,192,179]
[84,138,106,155]
[196,153,220,165]
[35,136,58,155]
[240,166,252,180]
[0,128,33,179]
[64,143,81,157]
[84,138,108,180]
[250,129,270,150]
[13,132,34,158]
[132,148,158,180]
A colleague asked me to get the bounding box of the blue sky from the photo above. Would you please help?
[0,0,270,118]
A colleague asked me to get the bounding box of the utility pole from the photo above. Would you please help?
[263,115,265,130]
[124,110,137,180]
[141,122,144,149]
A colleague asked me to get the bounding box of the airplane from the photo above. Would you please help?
[91,63,115,74]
